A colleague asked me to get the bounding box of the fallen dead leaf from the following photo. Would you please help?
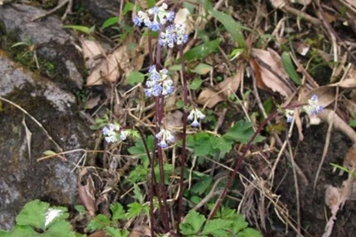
[301,86,336,109]
[197,88,224,108]
[214,62,244,97]
[128,225,151,237]
[251,48,295,98]
[88,231,110,237]
[85,96,101,109]
[81,38,104,70]
[174,8,194,34]
[78,167,96,217]
[164,110,183,131]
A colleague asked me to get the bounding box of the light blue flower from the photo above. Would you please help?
[156,128,175,148]
[188,109,205,127]
[144,66,174,97]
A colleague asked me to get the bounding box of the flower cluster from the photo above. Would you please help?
[303,94,324,115]
[144,65,174,97]
[159,24,189,48]
[156,128,175,148]
[102,123,130,143]
[285,94,324,123]
[133,3,175,31]
[188,108,206,127]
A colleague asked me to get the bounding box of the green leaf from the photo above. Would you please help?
[209,9,246,48]
[190,176,212,195]
[191,63,213,75]
[230,214,248,234]
[123,2,134,15]
[63,25,92,34]
[43,150,56,156]
[146,0,155,8]
[127,202,143,218]
[127,71,145,85]
[16,200,49,229]
[105,227,129,237]
[101,17,119,30]
[179,210,206,235]
[281,51,301,85]
[129,165,149,182]
[193,132,213,156]
[211,136,234,157]
[189,78,203,90]
[175,100,185,108]
[2,225,38,237]
[42,220,75,237]
[238,228,263,237]
[110,203,126,221]
[74,205,86,214]
[87,214,111,232]
[128,136,154,167]
[202,219,232,236]
[223,120,265,144]
[184,39,220,62]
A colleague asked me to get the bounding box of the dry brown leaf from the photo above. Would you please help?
[301,86,336,109]
[88,231,110,237]
[341,98,356,116]
[197,88,224,108]
[81,38,104,70]
[251,48,294,98]
[292,40,310,56]
[85,96,101,109]
[215,63,244,97]
[270,0,288,8]
[164,110,183,131]
[78,167,96,217]
[174,8,194,34]
[290,0,311,5]
[197,65,243,108]
[128,226,151,237]
[317,109,356,143]
[86,45,132,86]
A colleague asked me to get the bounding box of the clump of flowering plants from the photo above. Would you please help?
[98,2,326,234]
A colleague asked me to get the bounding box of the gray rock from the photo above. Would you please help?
[0,4,84,89]
[0,52,94,230]
[82,0,121,22]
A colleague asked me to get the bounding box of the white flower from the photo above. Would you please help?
[156,128,175,148]
[187,108,205,127]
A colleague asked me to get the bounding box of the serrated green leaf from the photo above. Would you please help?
[101,17,119,30]
[191,63,213,75]
[202,219,232,236]
[16,200,49,229]
[127,71,145,85]
[104,227,129,237]
[230,214,248,234]
[63,25,92,34]
[179,210,206,235]
[193,132,213,156]
[209,9,246,48]
[87,214,111,232]
[110,203,126,221]
[42,220,75,237]
[238,227,263,237]
[127,202,143,218]
[281,52,301,85]
[2,225,37,237]
[190,176,212,195]
[129,165,149,182]
[223,120,264,144]
[184,39,220,62]
[211,136,234,157]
